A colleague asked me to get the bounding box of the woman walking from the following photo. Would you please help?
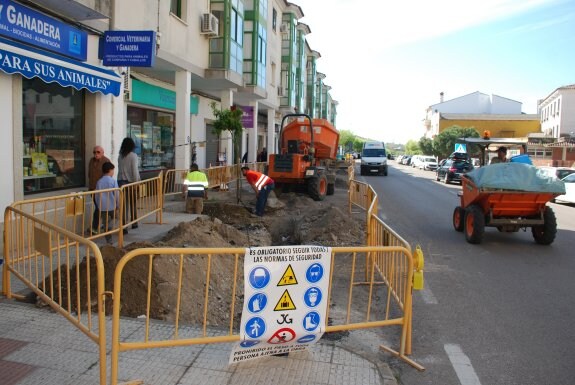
[117,137,141,233]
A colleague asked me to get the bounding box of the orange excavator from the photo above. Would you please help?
[268,114,340,201]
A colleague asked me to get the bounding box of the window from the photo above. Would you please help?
[22,77,85,195]
[170,0,184,18]
[126,107,175,174]
[272,8,277,31]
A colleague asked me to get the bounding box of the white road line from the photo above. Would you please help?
[419,286,438,304]
[444,344,482,385]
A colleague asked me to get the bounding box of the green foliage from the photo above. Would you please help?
[339,130,356,152]
[210,102,244,164]
[405,140,420,155]
[432,125,480,158]
[418,137,434,156]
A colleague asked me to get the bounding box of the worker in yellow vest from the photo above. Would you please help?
[182,164,208,214]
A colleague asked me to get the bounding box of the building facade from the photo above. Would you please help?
[538,84,575,166]
[1,0,338,220]
[423,91,530,138]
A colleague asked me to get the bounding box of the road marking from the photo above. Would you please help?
[444,344,482,385]
[419,286,438,304]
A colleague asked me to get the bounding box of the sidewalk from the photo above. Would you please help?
[0,204,399,385]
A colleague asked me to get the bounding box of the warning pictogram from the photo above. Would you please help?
[274,289,296,311]
[268,328,296,344]
[277,264,298,286]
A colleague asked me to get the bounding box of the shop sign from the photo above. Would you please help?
[241,106,254,127]
[0,37,121,96]
[0,0,87,61]
[101,30,156,67]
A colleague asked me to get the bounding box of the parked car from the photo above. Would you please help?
[419,156,438,171]
[538,166,575,180]
[554,173,575,204]
[411,155,422,168]
[401,155,412,165]
[436,158,474,184]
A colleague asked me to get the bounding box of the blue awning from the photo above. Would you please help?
[0,36,121,96]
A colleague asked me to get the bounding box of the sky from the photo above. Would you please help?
[292,0,575,144]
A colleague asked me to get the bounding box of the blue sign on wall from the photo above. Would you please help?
[0,0,87,61]
[102,30,156,67]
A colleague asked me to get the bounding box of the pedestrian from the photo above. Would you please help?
[182,163,209,214]
[490,146,508,164]
[95,162,120,244]
[257,147,267,162]
[88,145,110,235]
[117,137,141,233]
[241,166,275,217]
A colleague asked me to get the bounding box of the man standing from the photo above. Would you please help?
[241,166,275,217]
[182,164,209,214]
[88,145,110,234]
[490,146,508,164]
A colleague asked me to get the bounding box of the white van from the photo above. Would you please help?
[360,141,388,176]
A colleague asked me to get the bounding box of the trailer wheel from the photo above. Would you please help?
[531,206,557,245]
[327,183,335,195]
[308,174,327,201]
[453,206,465,232]
[464,204,484,244]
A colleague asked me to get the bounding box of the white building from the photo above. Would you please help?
[538,84,575,139]
[423,91,523,138]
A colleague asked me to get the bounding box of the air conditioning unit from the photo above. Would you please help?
[123,68,131,101]
[201,13,219,37]
[280,23,287,33]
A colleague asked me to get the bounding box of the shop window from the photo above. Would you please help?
[127,106,175,177]
[22,78,85,195]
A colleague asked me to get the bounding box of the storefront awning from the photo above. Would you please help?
[0,37,121,96]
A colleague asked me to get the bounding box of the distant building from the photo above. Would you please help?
[537,84,575,167]
[423,91,540,138]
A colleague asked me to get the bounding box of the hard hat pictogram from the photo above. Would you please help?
[277,264,298,286]
[249,266,270,289]
[274,289,296,311]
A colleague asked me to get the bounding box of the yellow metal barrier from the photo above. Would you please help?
[348,178,424,359]
[110,245,421,384]
[2,206,108,385]
[10,189,123,244]
[118,175,163,247]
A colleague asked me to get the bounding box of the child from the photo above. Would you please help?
[95,162,120,243]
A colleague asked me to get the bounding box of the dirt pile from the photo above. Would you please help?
[54,172,366,326]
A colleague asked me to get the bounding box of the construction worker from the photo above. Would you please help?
[241,166,275,217]
[182,164,209,214]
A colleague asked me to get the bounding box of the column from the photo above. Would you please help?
[220,90,234,165]
[248,101,259,162]
[175,70,191,170]
[267,109,277,155]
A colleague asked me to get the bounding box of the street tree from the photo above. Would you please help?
[433,125,480,158]
[210,102,244,201]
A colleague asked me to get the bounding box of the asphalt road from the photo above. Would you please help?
[359,160,575,385]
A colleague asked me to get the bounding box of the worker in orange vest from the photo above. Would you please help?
[241,166,275,216]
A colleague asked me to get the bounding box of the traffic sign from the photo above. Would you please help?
[454,143,467,153]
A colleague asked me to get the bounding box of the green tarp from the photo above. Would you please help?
[465,163,566,194]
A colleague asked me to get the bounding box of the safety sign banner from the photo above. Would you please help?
[229,245,332,364]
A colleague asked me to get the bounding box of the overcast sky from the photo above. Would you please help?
[293,0,575,143]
